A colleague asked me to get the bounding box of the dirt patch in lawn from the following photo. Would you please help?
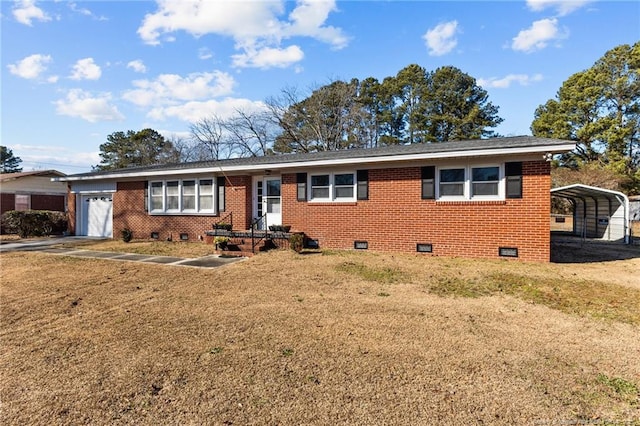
[1,250,639,425]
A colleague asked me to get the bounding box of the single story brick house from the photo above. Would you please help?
[1,170,67,215]
[55,136,574,261]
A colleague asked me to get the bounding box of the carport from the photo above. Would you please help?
[551,184,630,244]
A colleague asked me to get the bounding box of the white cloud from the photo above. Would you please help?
[70,58,102,80]
[526,0,592,16]
[12,0,51,26]
[9,144,100,173]
[148,98,267,122]
[511,18,566,53]
[7,53,52,79]
[284,0,349,49]
[478,73,544,89]
[54,89,124,123]
[122,71,235,107]
[127,60,147,73]
[232,45,304,69]
[198,47,213,60]
[137,0,347,69]
[423,21,459,56]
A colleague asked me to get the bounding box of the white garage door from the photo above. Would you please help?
[81,195,113,237]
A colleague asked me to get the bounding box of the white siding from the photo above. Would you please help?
[0,176,67,195]
[70,182,116,194]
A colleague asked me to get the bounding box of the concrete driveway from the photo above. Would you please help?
[0,236,244,269]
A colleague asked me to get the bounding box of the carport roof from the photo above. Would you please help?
[551,184,629,204]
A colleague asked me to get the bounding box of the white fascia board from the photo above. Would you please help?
[56,143,575,181]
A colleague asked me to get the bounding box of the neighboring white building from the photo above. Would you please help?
[0,170,67,215]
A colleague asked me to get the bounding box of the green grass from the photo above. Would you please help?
[425,272,640,325]
[596,374,639,406]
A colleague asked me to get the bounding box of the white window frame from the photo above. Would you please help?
[148,178,216,214]
[438,167,466,199]
[308,171,356,202]
[471,165,501,199]
[436,164,504,201]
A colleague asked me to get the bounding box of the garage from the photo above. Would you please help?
[551,184,630,244]
[80,194,113,238]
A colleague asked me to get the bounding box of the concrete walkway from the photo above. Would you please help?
[0,236,244,269]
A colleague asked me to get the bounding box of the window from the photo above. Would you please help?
[150,182,163,211]
[149,179,215,214]
[182,180,196,210]
[311,175,330,200]
[309,172,357,202]
[434,163,506,201]
[265,179,281,214]
[200,179,214,210]
[439,168,465,196]
[334,173,354,199]
[471,166,499,197]
[166,181,179,210]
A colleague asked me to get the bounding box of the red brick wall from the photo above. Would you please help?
[109,178,252,241]
[72,160,551,261]
[224,176,253,229]
[31,194,65,211]
[282,160,551,262]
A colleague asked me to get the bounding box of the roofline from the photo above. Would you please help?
[551,183,629,202]
[55,142,575,182]
[1,169,66,181]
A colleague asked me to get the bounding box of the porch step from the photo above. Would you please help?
[205,229,293,255]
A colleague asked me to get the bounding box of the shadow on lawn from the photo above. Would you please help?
[551,234,640,263]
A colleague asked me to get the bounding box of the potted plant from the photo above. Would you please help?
[214,236,230,250]
[268,225,292,233]
[121,228,133,243]
[214,222,232,231]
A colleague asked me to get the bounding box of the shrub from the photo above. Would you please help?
[121,228,133,243]
[1,210,67,238]
[289,233,304,253]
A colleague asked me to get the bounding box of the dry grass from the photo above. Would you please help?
[1,247,639,425]
[57,238,218,258]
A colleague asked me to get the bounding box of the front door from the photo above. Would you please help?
[253,176,281,230]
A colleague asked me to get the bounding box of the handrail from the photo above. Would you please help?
[250,213,268,254]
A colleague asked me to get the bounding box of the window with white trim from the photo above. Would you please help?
[309,172,356,202]
[149,179,216,214]
[439,168,465,196]
[334,173,354,199]
[310,175,330,200]
[435,164,504,200]
[471,166,499,197]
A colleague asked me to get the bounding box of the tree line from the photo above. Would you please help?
[96,43,639,194]
[95,64,503,168]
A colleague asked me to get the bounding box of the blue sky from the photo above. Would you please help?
[2,0,639,174]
